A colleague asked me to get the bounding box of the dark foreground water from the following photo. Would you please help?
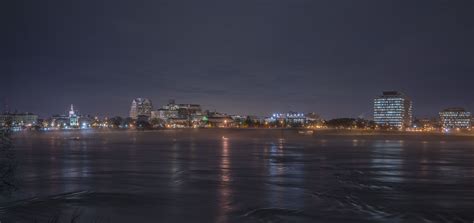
[1,129,474,223]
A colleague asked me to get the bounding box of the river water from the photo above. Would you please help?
[1,129,474,222]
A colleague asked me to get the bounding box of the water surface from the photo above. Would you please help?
[1,129,474,222]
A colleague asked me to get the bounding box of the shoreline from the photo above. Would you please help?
[12,127,474,138]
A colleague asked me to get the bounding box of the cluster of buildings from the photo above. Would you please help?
[127,98,373,130]
[0,112,38,131]
[129,98,205,127]
[0,105,119,131]
[43,105,134,130]
[127,98,325,128]
[46,105,84,129]
[1,92,472,133]
[373,91,472,132]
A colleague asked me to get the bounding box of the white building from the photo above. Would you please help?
[69,104,79,128]
[373,91,413,129]
[129,98,153,119]
[439,108,471,130]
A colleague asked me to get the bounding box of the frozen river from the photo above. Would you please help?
[1,129,474,222]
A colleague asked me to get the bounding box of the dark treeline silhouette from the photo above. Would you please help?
[0,129,16,193]
[325,118,376,129]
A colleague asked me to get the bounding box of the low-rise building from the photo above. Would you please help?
[413,118,439,131]
[167,118,190,128]
[0,112,38,127]
[306,112,324,128]
[285,112,306,126]
[439,108,471,130]
[205,112,234,128]
[268,112,306,127]
[49,115,70,128]
[153,100,203,127]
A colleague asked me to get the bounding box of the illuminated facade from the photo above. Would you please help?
[206,112,234,128]
[373,91,413,129]
[439,108,471,130]
[129,98,153,119]
[269,112,306,126]
[285,112,306,125]
[153,100,203,125]
[0,113,38,127]
[69,104,79,128]
[162,100,202,118]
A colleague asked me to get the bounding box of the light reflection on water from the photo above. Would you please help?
[264,138,306,212]
[2,130,474,223]
[217,137,232,223]
[371,140,405,183]
[266,142,286,208]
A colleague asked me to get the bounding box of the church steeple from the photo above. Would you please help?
[68,104,79,128]
[69,104,75,117]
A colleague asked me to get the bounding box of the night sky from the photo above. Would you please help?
[3,0,474,119]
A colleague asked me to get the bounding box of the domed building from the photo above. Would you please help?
[69,104,79,128]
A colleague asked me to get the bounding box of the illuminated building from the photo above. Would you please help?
[69,104,79,128]
[79,115,93,129]
[162,100,202,118]
[439,108,471,130]
[0,112,38,127]
[47,105,82,129]
[268,112,306,126]
[206,112,234,128]
[285,112,306,125]
[306,112,324,127]
[269,113,285,123]
[49,115,69,128]
[129,98,153,119]
[373,91,413,129]
[152,99,203,126]
[413,118,439,131]
[167,118,191,128]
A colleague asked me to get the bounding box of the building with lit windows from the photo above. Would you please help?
[268,112,307,127]
[69,104,79,128]
[0,112,38,127]
[285,112,306,125]
[129,98,153,119]
[46,105,84,129]
[152,99,203,125]
[205,112,234,128]
[162,100,202,119]
[373,91,413,129]
[439,108,471,130]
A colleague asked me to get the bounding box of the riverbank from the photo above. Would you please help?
[11,128,474,142]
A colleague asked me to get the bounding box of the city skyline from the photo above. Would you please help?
[4,1,474,222]
[4,93,472,131]
[3,0,474,118]
[2,91,474,120]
